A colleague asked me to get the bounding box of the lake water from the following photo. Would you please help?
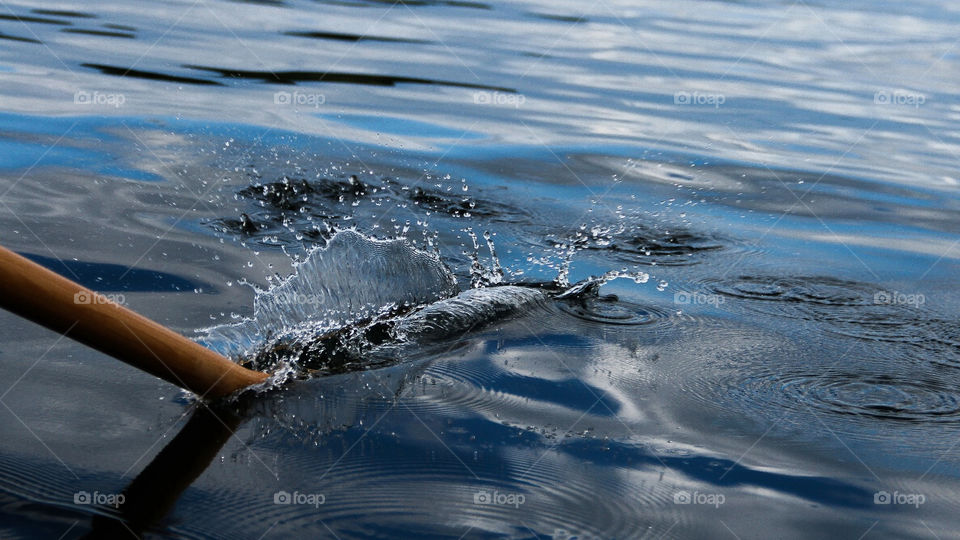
[1,0,959,538]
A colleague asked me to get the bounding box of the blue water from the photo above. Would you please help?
[0,1,959,538]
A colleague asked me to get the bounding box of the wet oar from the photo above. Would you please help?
[0,245,268,398]
[86,403,243,538]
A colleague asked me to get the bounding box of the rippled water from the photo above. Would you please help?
[1,0,959,538]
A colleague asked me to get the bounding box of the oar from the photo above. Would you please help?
[86,403,243,538]
[0,245,269,398]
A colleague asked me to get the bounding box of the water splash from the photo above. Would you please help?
[465,229,504,288]
[199,230,562,381]
[198,229,459,361]
[199,229,663,384]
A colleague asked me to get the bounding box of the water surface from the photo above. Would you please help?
[0,0,958,538]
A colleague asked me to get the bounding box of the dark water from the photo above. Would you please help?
[1,0,959,538]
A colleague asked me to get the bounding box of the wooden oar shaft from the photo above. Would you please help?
[0,246,268,397]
